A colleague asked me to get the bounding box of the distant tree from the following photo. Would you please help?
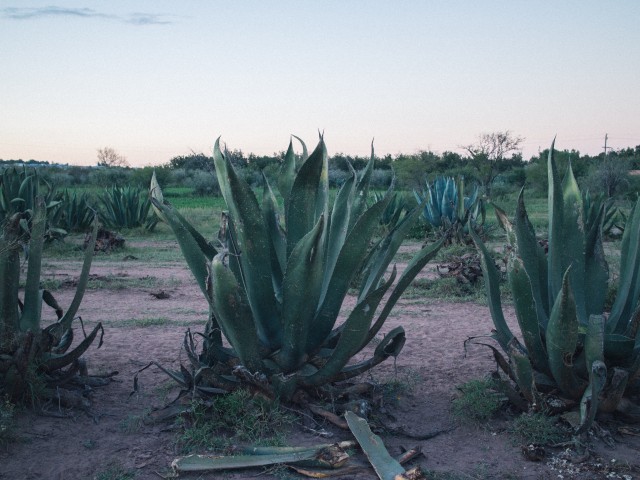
[461,131,524,197]
[586,155,630,198]
[97,147,129,167]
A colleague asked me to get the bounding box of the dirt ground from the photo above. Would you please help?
[2,241,640,480]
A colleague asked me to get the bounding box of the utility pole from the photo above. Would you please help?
[603,133,612,158]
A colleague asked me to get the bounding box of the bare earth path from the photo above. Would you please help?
[2,243,640,479]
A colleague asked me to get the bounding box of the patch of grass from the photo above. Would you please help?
[508,411,568,445]
[111,317,173,328]
[0,396,16,446]
[94,463,136,480]
[176,390,295,454]
[373,368,422,405]
[451,378,504,425]
[408,277,484,302]
[119,412,147,434]
[86,274,167,290]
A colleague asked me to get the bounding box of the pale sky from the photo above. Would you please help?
[1,1,639,166]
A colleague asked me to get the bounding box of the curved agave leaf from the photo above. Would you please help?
[514,189,549,323]
[330,327,406,383]
[470,227,516,350]
[359,234,444,351]
[41,323,103,372]
[149,170,168,223]
[59,216,98,331]
[349,141,376,230]
[303,267,398,387]
[208,255,264,372]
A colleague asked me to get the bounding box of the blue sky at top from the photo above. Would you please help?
[1,1,639,165]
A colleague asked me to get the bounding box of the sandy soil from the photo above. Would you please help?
[2,243,640,480]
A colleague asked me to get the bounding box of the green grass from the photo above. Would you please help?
[508,411,568,445]
[176,390,295,454]
[451,378,504,425]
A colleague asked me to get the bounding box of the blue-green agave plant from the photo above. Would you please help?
[149,136,443,401]
[414,176,485,242]
[472,140,640,436]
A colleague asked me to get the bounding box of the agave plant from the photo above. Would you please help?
[0,179,106,404]
[50,189,95,233]
[99,185,158,230]
[414,176,485,243]
[0,167,66,241]
[149,136,443,401]
[472,140,640,435]
[370,191,408,233]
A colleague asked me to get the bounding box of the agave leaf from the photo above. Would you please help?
[492,202,516,246]
[561,162,587,325]
[360,235,444,350]
[278,215,325,372]
[546,269,584,399]
[358,199,423,302]
[608,198,640,333]
[344,411,407,480]
[20,196,46,332]
[331,327,406,383]
[470,228,515,350]
[514,189,550,323]
[509,344,537,405]
[584,203,609,320]
[547,140,565,308]
[41,323,103,372]
[286,139,328,256]
[214,140,280,348]
[321,163,356,303]
[262,173,286,298]
[508,255,549,373]
[59,216,98,331]
[151,199,210,298]
[208,255,264,372]
[577,360,607,434]
[149,170,168,223]
[172,451,320,473]
[278,139,296,214]
[349,141,376,230]
[308,194,392,352]
[0,234,20,343]
[303,268,397,387]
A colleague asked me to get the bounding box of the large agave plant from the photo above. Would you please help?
[150,136,443,401]
[100,185,158,230]
[0,180,106,404]
[414,176,485,243]
[472,140,640,434]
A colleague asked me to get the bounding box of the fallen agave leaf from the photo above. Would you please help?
[345,411,425,480]
[171,442,350,473]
